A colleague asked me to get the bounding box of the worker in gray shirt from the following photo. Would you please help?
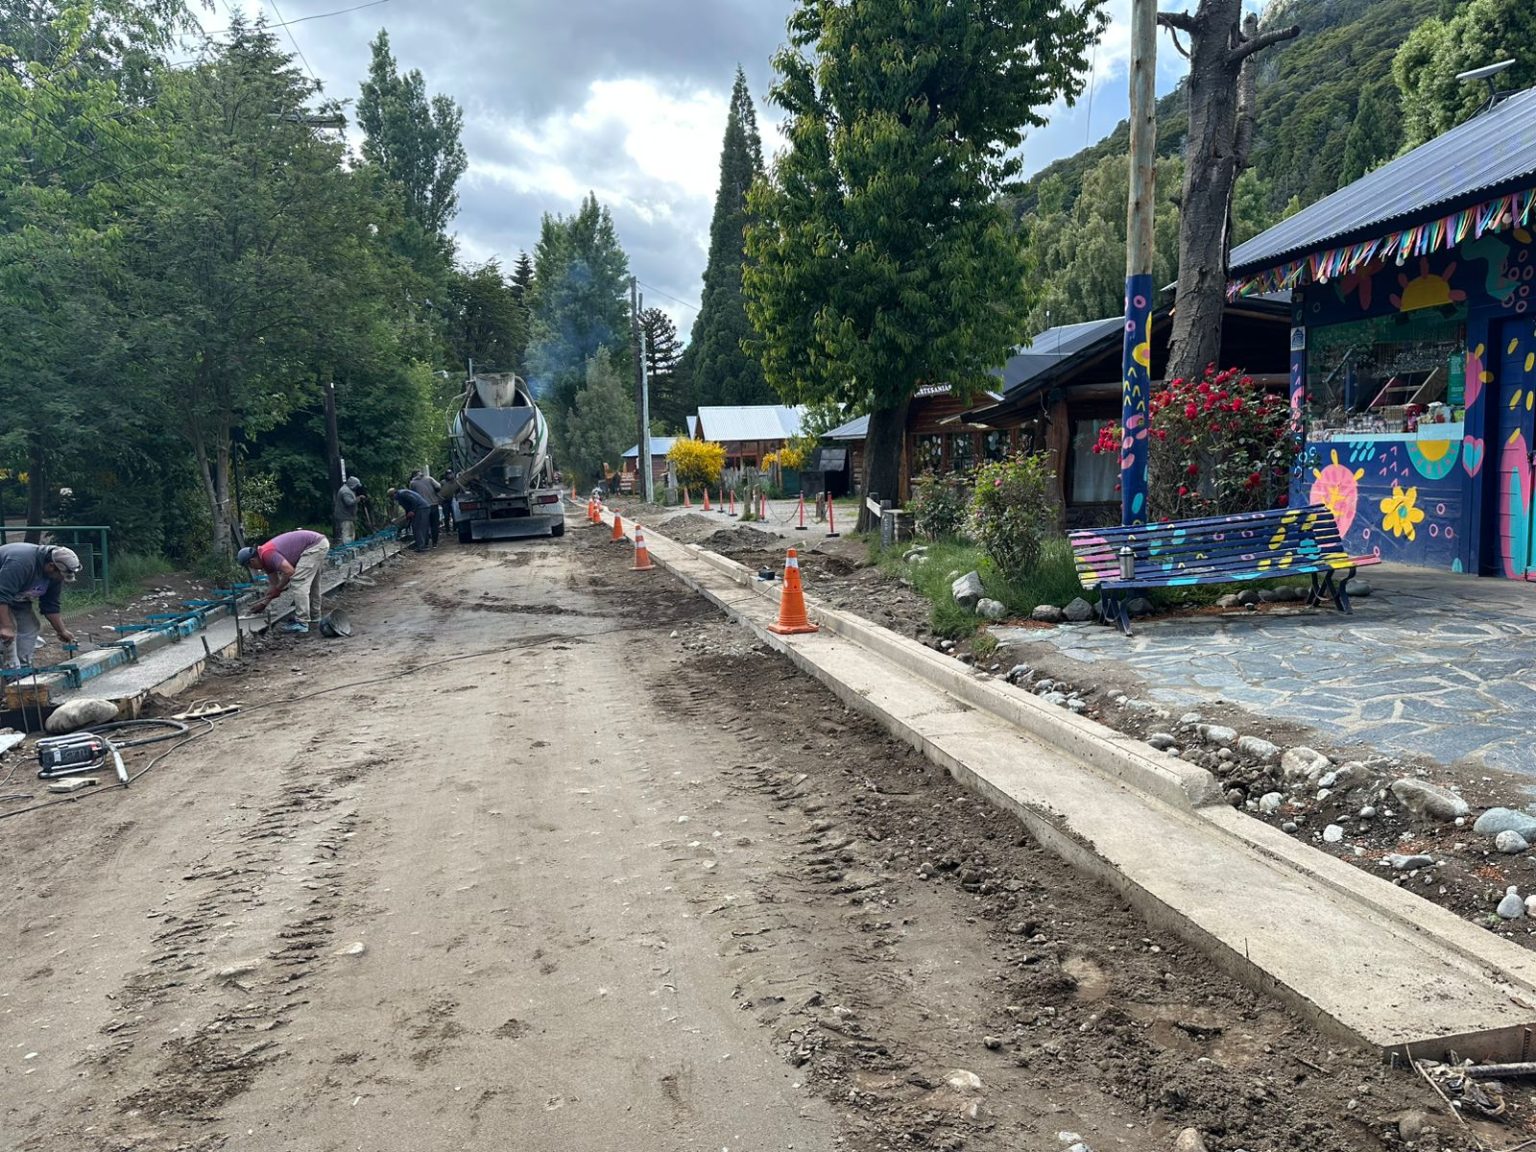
[334,476,362,544]
[410,470,443,546]
[0,543,81,669]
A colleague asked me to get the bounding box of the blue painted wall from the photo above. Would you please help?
[1290,227,1536,574]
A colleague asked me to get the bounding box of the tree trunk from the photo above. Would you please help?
[1163,1,1299,389]
[24,436,45,543]
[859,396,911,532]
[195,439,231,558]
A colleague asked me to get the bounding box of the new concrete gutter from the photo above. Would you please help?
[592,506,1536,1062]
[32,537,403,717]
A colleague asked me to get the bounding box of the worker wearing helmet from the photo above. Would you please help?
[0,543,80,669]
[237,529,331,635]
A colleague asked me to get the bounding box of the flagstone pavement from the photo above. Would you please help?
[1000,565,1536,777]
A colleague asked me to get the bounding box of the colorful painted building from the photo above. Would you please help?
[1229,85,1536,576]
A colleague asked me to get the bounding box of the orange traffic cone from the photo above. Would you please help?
[611,512,625,542]
[768,548,819,635]
[632,524,655,571]
[703,488,712,512]
[683,488,692,509]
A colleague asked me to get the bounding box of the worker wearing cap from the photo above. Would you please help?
[334,476,363,544]
[0,543,79,669]
[388,487,432,552]
[236,529,330,635]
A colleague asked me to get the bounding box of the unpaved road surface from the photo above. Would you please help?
[0,530,1476,1151]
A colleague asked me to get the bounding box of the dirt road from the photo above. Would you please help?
[0,530,1474,1151]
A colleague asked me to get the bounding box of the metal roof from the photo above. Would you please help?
[1231,85,1536,275]
[693,405,804,442]
[997,317,1127,395]
[825,414,868,440]
[622,437,677,459]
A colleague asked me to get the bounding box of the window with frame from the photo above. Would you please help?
[1069,416,1118,504]
[1306,306,1467,436]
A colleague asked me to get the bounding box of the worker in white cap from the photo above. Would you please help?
[0,543,80,670]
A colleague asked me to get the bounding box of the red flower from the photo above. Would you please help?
[1177,485,1189,496]
[1184,403,1198,419]
[1186,463,1199,476]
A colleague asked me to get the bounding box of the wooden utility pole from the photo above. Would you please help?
[631,277,645,497]
[1121,0,1158,526]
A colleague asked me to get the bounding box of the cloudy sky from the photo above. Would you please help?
[219,0,1264,336]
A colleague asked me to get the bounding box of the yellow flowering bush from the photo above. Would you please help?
[668,439,726,490]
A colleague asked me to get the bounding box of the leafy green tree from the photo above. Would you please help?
[511,250,535,304]
[525,193,632,445]
[1394,0,1536,148]
[681,67,769,406]
[356,29,467,234]
[745,0,1108,530]
[1339,85,1400,181]
[562,348,635,488]
[640,307,687,431]
[127,20,361,555]
[1020,152,1182,336]
[447,260,526,374]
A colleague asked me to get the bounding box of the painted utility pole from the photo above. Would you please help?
[323,380,344,536]
[1121,0,1157,526]
[639,315,654,504]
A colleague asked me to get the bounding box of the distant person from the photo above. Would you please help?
[410,469,444,547]
[441,470,460,539]
[236,529,331,635]
[0,543,80,669]
[334,476,362,544]
[389,486,432,552]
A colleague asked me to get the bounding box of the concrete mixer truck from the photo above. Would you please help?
[440,372,565,543]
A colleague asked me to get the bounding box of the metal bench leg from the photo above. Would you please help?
[1098,591,1133,637]
[1334,567,1356,614]
[1306,572,1325,609]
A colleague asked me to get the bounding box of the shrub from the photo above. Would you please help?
[1093,364,1295,521]
[909,472,970,541]
[966,453,1059,580]
[668,439,725,490]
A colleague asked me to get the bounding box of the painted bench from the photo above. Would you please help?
[1067,503,1380,636]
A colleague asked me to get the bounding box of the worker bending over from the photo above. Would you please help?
[0,543,80,668]
[237,529,331,635]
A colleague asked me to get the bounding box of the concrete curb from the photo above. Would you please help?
[600,505,1536,1061]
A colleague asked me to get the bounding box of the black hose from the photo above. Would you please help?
[81,718,190,747]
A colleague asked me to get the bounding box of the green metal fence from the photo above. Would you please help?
[0,525,111,597]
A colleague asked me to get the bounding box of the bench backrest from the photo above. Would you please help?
[1068,504,1348,588]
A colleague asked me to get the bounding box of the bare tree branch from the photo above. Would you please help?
[1157,11,1199,33]
[1228,23,1300,66]
[1166,27,1190,59]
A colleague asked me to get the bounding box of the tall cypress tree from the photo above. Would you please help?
[682,68,770,407]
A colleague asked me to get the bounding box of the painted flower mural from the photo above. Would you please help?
[1380,484,1426,541]
[1309,450,1365,536]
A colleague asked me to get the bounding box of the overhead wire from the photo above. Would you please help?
[636,281,701,314]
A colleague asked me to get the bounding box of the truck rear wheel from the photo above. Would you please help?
[550,520,565,538]
[458,520,473,544]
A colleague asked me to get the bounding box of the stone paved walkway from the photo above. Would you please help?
[1005,566,1536,776]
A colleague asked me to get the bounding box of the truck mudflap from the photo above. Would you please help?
[464,514,564,541]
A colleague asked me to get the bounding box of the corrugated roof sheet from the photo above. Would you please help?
[997,317,1126,395]
[622,437,677,459]
[825,414,868,440]
[1231,85,1536,275]
[693,405,804,442]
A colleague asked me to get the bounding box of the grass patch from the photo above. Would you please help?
[877,536,1087,639]
[68,552,178,611]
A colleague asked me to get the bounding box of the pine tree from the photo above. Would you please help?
[640,307,687,431]
[525,194,632,451]
[510,251,535,305]
[562,347,636,489]
[682,68,771,407]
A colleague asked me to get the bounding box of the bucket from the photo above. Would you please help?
[319,609,352,638]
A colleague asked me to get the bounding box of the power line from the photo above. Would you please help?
[201,0,393,37]
[636,280,700,313]
[264,0,320,87]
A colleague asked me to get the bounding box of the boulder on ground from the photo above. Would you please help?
[1062,597,1094,623]
[1031,605,1064,624]
[1126,597,1154,617]
[1473,808,1536,841]
[1237,735,1281,765]
[975,597,1007,621]
[1281,746,1330,782]
[951,571,983,610]
[1390,777,1469,823]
